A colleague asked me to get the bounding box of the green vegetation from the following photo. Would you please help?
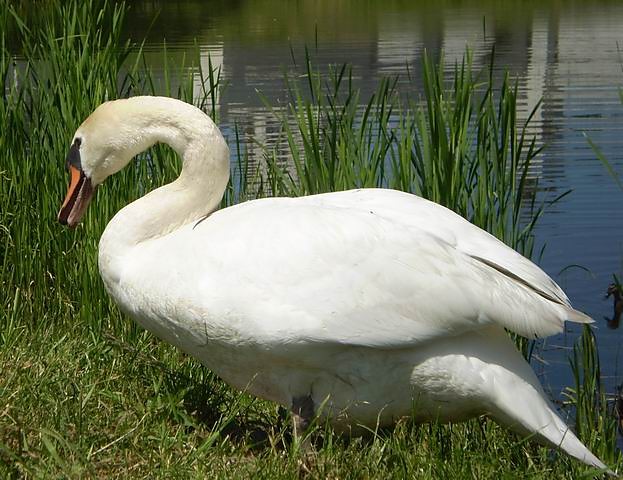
[1,0,620,477]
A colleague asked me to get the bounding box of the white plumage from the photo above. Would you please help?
[58,96,611,473]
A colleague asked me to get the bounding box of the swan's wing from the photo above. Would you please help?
[309,189,573,307]
[184,190,590,350]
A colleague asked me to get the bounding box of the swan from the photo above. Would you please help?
[58,96,611,473]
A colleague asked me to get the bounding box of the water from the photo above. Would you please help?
[14,1,623,396]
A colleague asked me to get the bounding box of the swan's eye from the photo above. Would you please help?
[65,137,82,171]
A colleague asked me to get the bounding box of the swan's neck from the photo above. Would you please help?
[98,98,229,274]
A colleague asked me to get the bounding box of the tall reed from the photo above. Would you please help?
[565,326,621,465]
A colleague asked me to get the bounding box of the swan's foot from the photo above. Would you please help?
[291,395,315,456]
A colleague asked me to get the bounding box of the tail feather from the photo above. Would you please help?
[490,370,613,475]
[526,398,613,475]
[492,398,614,475]
[553,421,613,475]
[486,329,613,475]
[564,306,594,325]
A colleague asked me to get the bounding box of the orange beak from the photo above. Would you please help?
[58,164,95,228]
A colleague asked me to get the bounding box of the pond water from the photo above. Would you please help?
[17,1,623,397]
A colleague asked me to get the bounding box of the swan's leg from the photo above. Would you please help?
[291,395,315,454]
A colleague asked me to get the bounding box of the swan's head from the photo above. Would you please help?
[58,96,224,228]
[58,99,154,228]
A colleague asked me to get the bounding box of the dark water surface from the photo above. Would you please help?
[20,1,623,396]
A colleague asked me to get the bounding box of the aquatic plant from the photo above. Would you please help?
[564,326,621,466]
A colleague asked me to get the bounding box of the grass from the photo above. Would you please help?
[564,325,621,466]
[1,0,621,478]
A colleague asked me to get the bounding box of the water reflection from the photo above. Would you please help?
[118,2,623,176]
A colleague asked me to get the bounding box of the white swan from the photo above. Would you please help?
[58,96,610,473]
